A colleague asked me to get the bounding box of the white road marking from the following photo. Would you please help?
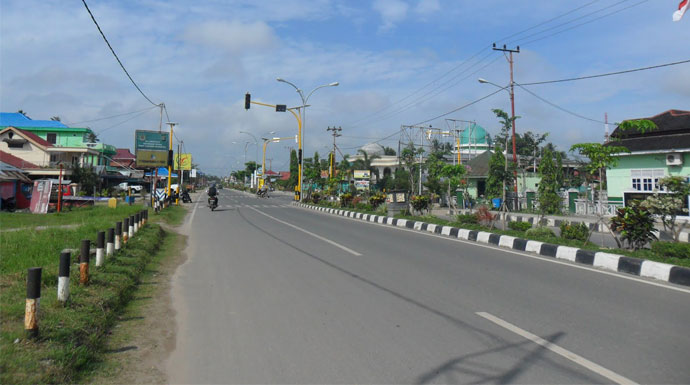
[247,206,362,256]
[476,312,638,385]
[295,206,690,294]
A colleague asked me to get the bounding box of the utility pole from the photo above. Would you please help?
[493,43,520,207]
[165,122,177,206]
[326,126,342,178]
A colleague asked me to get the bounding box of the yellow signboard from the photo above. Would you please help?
[174,153,192,170]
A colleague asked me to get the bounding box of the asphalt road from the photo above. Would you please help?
[166,189,690,384]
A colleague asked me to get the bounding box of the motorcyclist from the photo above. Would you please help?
[207,183,218,206]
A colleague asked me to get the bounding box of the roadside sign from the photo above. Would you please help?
[174,153,192,170]
[30,180,52,214]
[135,130,170,168]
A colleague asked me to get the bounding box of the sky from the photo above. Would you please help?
[1,0,689,175]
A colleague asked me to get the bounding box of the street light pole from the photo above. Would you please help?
[277,78,339,201]
[239,131,258,187]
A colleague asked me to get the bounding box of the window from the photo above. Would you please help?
[47,133,57,144]
[631,169,665,191]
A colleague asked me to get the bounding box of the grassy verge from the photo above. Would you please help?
[151,205,187,226]
[305,203,690,268]
[0,204,145,230]
[0,204,186,384]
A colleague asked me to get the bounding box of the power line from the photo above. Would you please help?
[81,0,159,106]
[521,58,690,85]
[66,105,159,125]
[95,108,157,135]
[345,0,629,127]
[515,84,605,124]
[516,0,650,47]
[412,88,506,126]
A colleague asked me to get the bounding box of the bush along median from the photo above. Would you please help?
[296,202,690,287]
[0,208,181,384]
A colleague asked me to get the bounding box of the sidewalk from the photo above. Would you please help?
[430,207,689,248]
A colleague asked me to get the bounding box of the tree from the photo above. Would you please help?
[400,143,423,194]
[244,161,258,175]
[383,146,396,156]
[538,147,563,215]
[439,163,466,215]
[641,176,690,242]
[288,149,299,188]
[485,147,507,200]
[569,143,629,206]
[71,164,99,194]
[424,152,446,197]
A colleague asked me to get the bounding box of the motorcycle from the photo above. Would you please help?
[208,196,218,211]
[181,190,192,203]
[257,189,269,198]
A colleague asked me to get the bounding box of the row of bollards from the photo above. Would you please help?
[23,209,148,337]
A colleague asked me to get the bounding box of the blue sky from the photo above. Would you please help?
[1,0,688,174]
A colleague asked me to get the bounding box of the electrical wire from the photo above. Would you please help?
[521,58,690,85]
[515,84,605,123]
[66,105,159,125]
[516,0,650,47]
[81,0,159,106]
[412,88,507,126]
[95,108,157,135]
[345,0,632,127]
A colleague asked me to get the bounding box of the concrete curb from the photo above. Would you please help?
[295,203,690,288]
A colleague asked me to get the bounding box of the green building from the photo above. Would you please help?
[605,109,690,207]
[0,112,116,166]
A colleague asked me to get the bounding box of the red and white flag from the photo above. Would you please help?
[674,0,689,21]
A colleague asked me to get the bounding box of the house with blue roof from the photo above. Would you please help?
[0,112,116,166]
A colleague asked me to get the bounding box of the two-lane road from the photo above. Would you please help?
[167,189,690,384]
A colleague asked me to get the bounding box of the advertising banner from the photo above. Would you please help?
[353,170,370,179]
[135,130,170,168]
[190,169,197,178]
[30,180,52,214]
[174,153,192,170]
[354,180,370,191]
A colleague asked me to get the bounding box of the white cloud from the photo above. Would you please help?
[415,0,440,16]
[373,0,409,31]
[183,20,277,53]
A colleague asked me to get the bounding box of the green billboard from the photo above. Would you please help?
[135,130,170,168]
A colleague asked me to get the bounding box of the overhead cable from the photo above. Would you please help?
[412,88,506,126]
[67,105,159,125]
[515,84,605,124]
[81,0,159,106]
[521,59,690,85]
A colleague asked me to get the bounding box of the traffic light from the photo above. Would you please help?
[244,93,251,110]
[167,150,173,167]
[275,104,287,112]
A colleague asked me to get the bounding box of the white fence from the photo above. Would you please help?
[574,199,621,216]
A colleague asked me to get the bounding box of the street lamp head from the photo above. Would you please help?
[329,82,339,87]
[478,78,489,84]
[276,78,285,82]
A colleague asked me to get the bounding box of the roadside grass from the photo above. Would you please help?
[0,204,144,231]
[151,205,187,226]
[307,203,690,268]
[0,205,185,384]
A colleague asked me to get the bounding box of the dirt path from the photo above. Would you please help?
[83,220,189,384]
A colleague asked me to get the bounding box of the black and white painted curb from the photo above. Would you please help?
[295,203,690,288]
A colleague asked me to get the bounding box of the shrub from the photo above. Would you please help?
[355,203,373,211]
[508,221,532,232]
[369,193,387,208]
[457,214,478,224]
[410,195,431,214]
[526,226,556,238]
[352,196,362,207]
[475,205,494,226]
[340,193,353,207]
[651,241,690,259]
[609,204,657,250]
[559,222,589,241]
[311,191,322,204]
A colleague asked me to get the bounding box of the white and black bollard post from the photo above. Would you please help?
[115,222,122,250]
[106,228,115,256]
[79,239,90,285]
[128,216,134,238]
[25,267,42,338]
[122,218,129,244]
[96,231,105,267]
[58,251,70,302]
[133,213,139,233]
